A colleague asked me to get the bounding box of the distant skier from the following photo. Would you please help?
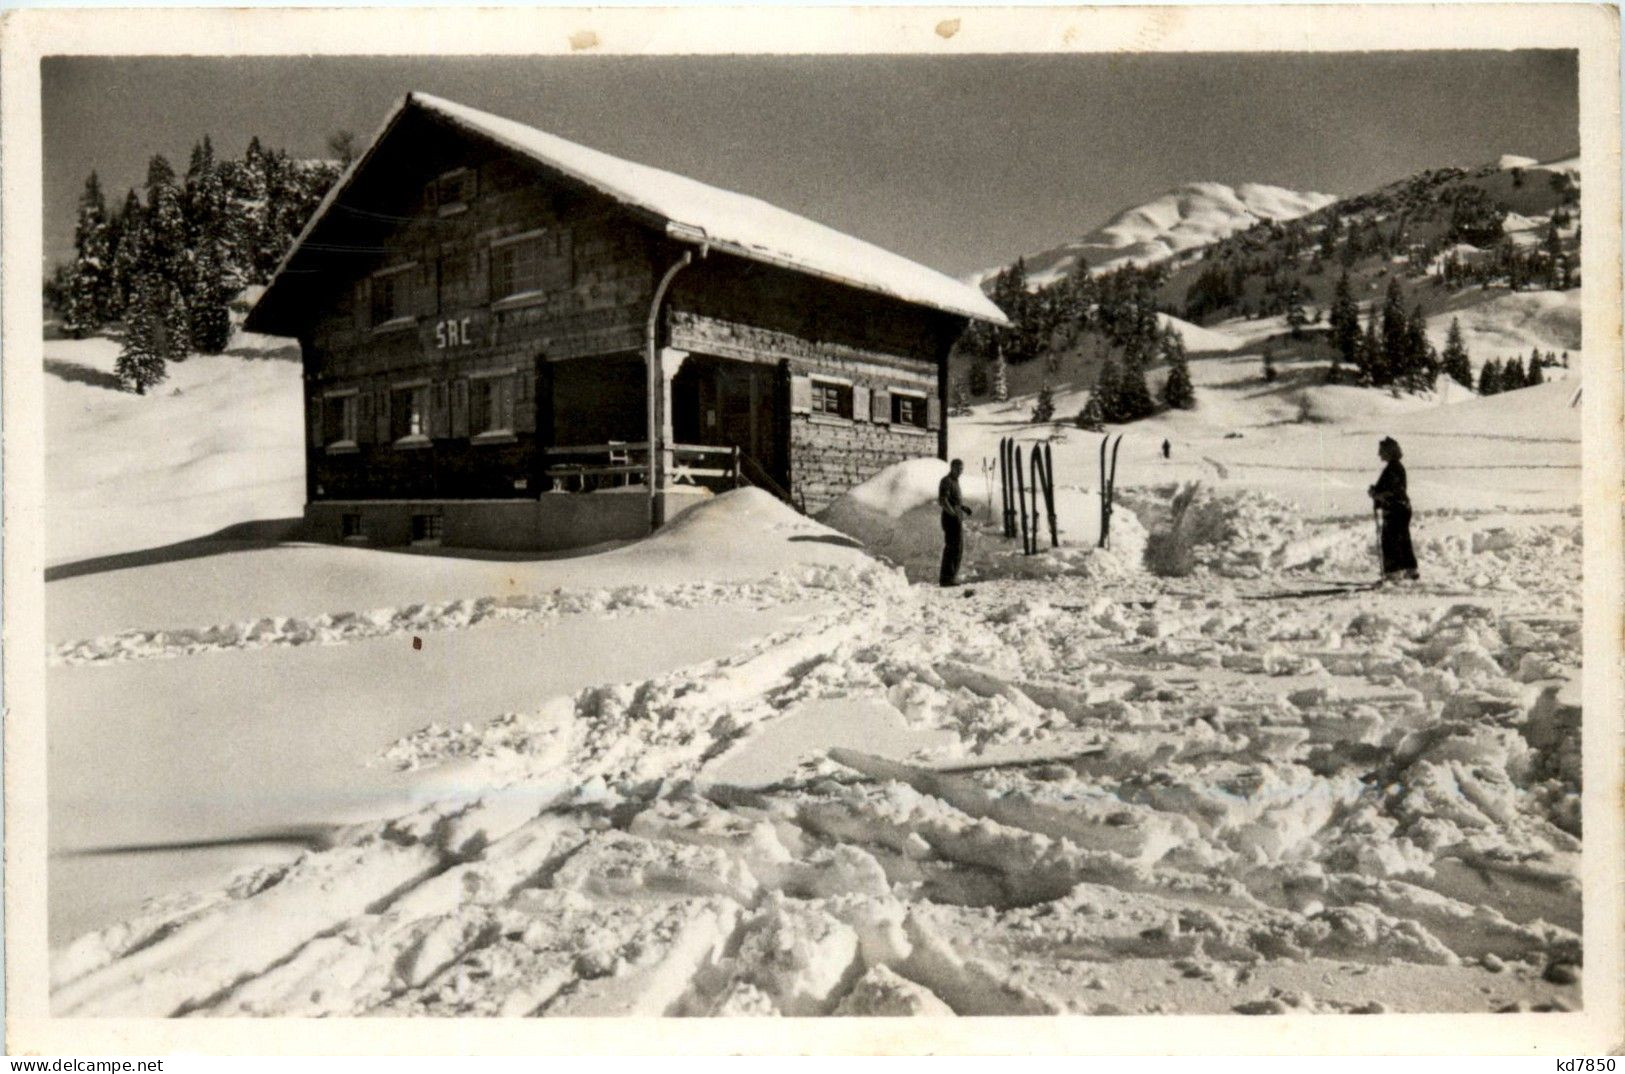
[1162,439,1171,460]
[1368,437,1420,583]
[938,459,972,587]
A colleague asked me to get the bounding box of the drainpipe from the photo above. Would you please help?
[645,239,707,531]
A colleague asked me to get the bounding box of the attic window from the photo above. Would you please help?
[490,229,572,303]
[435,168,476,215]
[370,264,416,327]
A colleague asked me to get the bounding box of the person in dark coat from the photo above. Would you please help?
[1368,436,1419,582]
[938,459,972,586]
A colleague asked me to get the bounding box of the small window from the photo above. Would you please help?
[469,374,516,436]
[323,393,359,446]
[490,230,571,302]
[811,379,852,418]
[411,513,444,544]
[435,169,476,214]
[370,266,414,327]
[341,513,363,539]
[391,384,430,442]
[892,393,928,429]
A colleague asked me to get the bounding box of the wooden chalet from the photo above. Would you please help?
[246,92,1007,550]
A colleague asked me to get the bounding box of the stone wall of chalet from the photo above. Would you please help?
[668,255,959,512]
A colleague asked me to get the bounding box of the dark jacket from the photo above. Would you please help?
[1370,460,1409,513]
[939,473,967,519]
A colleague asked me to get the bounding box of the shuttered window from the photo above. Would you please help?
[435,168,476,215]
[469,373,516,437]
[370,265,416,327]
[490,229,572,302]
[390,384,430,443]
[811,379,852,418]
[892,392,928,429]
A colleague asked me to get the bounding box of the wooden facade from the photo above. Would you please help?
[246,94,1000,549]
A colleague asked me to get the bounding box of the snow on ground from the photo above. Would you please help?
[45,331,306,566]
[46,313,1585,1016]
[1422,289,1582,372]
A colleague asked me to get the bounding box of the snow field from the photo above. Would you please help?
[53,482,1584,1016]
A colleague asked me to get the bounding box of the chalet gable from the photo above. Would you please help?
[246,91,1007,336]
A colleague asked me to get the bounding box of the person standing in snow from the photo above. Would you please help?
[1369,436,1420,582]
[938,459,972,587]
[1162,439,1171,460]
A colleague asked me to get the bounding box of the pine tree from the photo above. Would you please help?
[1161,351,1195,409]
[109,188,144,318]
[1075,393,1105,432]
[116,272,186,394]
[1403,303,1436,393]
[1358,310,1381,387]
[1285,282,1307,339]
[1094,355,1124,421]
[1527,357,1545,387]
[188,239,232,354]
[990,344,1009,402]
[950,377,972,416]
[1032,381,1056,423]
[1441,318,1473,388]
[1478,358,1502,396]
[1329,271,1360,374]
[1379,277,1408,386]
[1116,340,1156,420]
[1561,351,1570,369]
[65,172,112,337]
[1504,354,1525,390]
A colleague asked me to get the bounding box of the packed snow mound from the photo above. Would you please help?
[1495,154,1539,170]
[972,181,1337,288]
[816,459,992,578]
[817,457,1146,582]
[604,487,878,575]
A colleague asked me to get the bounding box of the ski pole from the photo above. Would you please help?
[1015,445,1030,555]
[1373,506,1384,582]
[1043,443,1059,548]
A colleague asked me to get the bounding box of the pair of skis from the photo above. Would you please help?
[1098,434,1123,549]
[997,438,1058,554]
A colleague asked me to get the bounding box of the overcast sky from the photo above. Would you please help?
[43,52,1578,277]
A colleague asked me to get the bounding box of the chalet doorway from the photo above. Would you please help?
[672,356,788,498]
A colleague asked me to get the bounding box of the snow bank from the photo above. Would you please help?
[815,457,1145,582]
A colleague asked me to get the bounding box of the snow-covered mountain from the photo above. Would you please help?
[971,181,1339,290]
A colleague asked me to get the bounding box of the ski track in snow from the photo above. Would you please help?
[51,490,1585,1018]
[49,570,857,667]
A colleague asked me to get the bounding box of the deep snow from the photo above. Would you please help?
[44,274,1588,1016]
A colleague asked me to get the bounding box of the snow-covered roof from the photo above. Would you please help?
[253,91,1007,327]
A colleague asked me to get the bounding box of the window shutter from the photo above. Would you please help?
[356,390,374,444]
[376,387,391,443]
[926,396,942,431]
[309,395,323,448]
[353,279,370,331]
[499,376,516,430]
[790,374,812,414]
[473,246,490,304]
[852,385,871,423]
[430,381,450,438]
[514,370,536,433]
[451,379,469,437]
[872,388,892,424]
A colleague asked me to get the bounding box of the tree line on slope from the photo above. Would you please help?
[956,257,1197,429]
[47,135,350,393]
